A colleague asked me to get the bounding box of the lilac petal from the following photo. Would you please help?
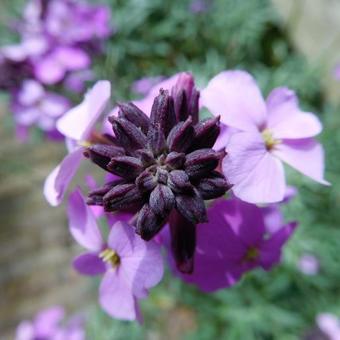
[222,131,286,203]
[99,270,138,321]
[73,253,106,276]
[107,221,135,256]
[68,188,103,251]
[54,47,90,71]
[34,56,65,85]
[34,306,64,338]
[273,139,330,185]
[259,222,297,270]
[201,70,266,132]
[57,81,111,141]
[15,321,34,340]
[44,148,84,206]
[266,87,322,139]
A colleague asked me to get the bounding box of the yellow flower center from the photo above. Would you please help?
[78,140,93,148]
[243,246,259,263]
[99,249,120,267]
[261,129,280,151]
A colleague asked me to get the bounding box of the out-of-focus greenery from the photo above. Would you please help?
[1,0,339,339]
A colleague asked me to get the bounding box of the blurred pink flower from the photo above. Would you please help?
[298,254,319,275]
[317,313,340,340]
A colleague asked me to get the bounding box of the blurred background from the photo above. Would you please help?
[0,0,339,339]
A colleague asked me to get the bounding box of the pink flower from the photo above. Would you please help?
[173,197,297,292]
[298,254,319,275]
[201,70,329,203]
[68,189,164,321]
[316,313,340,340]
[44,80,111,206]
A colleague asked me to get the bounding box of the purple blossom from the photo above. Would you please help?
[171,197,297,292]
[12,80,70,137]
[201,70,330,204]
[316,313,340,340]
[15,305,85,340]
[132,76,166,96]
[298,254,319,275]
[44,80,111,206]
[68,189,163,321]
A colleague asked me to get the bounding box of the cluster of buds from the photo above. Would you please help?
[84,75,231,272]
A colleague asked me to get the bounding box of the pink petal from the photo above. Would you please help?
[73,253,106,276]
[266,87,322,139]
[57,80,111,141]
[201,70,267,132]
[34,306,64,338]
[15,321,34,340]
[68,188,103,251]
[222,131,286,203]
[43,148,83,206]
[273,139,330,185]
[99,270,138,321]
[54,47,90,70]
[34,56,65,85]
[107,221,135,256]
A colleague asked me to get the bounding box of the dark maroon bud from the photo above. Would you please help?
[184,149,225,179]
[150,89,176,137]
[190,116,220,150]
[164,151,186,169]
[149,184,175,217]
[136,170,157,192]
[118,102,150,134]
[84,144,125,171]
[136,204,165,241]
[135,149,155,167]
[103,184,142,211]
[168,170,193,193]
[107,156,143,179]
[173,89,188,122]
[175,189,207,224]
[88,180,124,206]
[169,210,196,273]
[196,171,232,200]
[188,88,199,124]
[156,168,168,184]
[109,116,147,152]
[147,123,167,156]
[167,116,194,153]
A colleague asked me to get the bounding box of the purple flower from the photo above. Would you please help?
[201,70,329,203]
[12,79,70,135]
[84,73,231,273]
[68,189,163,321]
[44,80,111,206]
[172,197,297,292]
[15,305,85,340]
[132,76,166,96]
[298,253,319,275]
[316,313,340,340]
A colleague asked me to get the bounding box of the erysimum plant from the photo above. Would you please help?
[44,71,329,321]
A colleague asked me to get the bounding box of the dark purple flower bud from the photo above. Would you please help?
[167,116,194,153]
[150,89,176,137]
[196,171,232,199]
[150,184,175,217]
[135,149,155,167]
[118,102,150,134]
[103,183,142,211]
[109,116,147,152]
[168,170,193,193]
[136,204,165,241]
[107,156,143,179]
[185,149,225,179]
[170,210,196,273]
[136,170,157,192]
[156,168,168,184]
[147,123,167,156]
[83,144,125,171]
[87,180,124,205]
[175,189,207,224]
[190,116,220,150]
[165,152,186,169]
[188,88,199,124]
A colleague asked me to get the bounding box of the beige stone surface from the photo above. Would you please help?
[272,0,340,103]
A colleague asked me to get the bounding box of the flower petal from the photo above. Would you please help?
[73,253,106,276]
[266,87,322,139]
[99,270,138,321]
[273,139,330,185]
[68,188,103,251]
[201,70,267,132]
[43,148,83,206]
[57,80,111,141]
[34,56,65,85]
[222,131,286,203]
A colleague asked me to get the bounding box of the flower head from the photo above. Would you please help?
[84,73,231,272]
[68,189,163,321]
[201,70,329,203]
